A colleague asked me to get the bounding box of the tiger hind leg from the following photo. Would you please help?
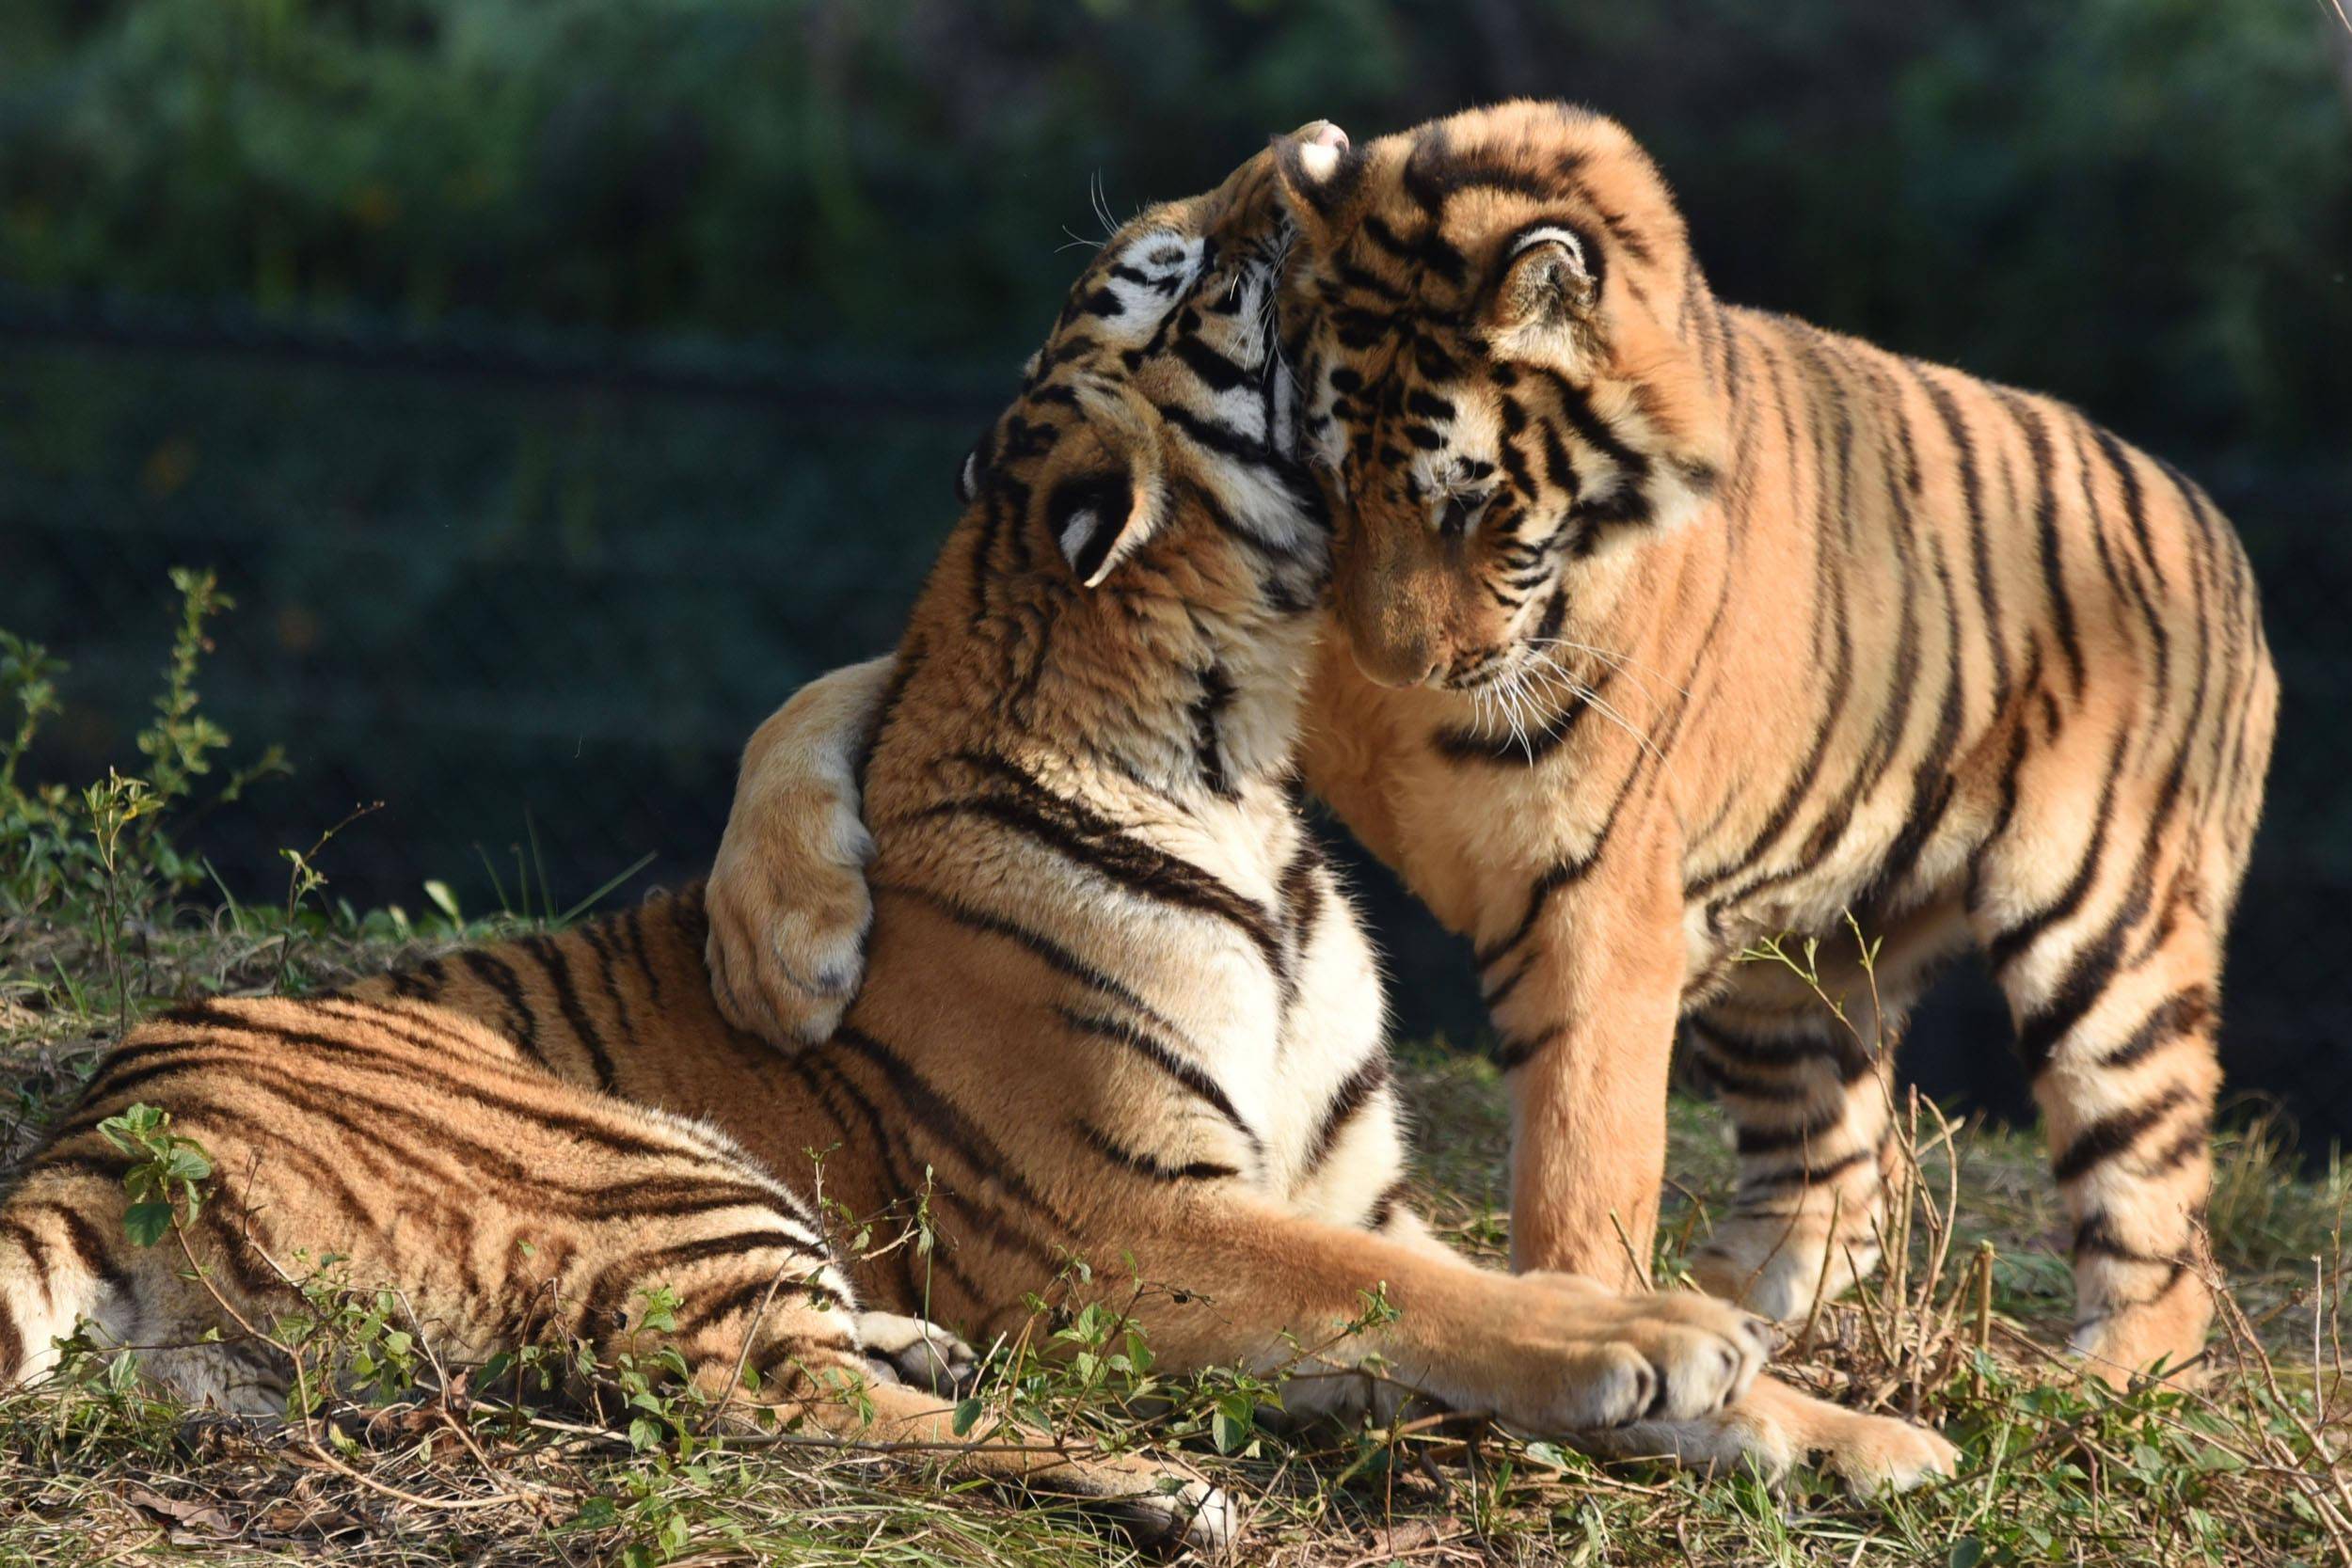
[1984,888,2223,1384]
[587,1248,1229,1550]
[1968,754,2247,1386]
[0,1160,295,1411]
[1685,1010,1899,1322]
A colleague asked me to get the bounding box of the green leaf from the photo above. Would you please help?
[1948,1542,1984,1568]
[123,1200,174,1247]
[422,879,462,923]
[951,1397,984,1436]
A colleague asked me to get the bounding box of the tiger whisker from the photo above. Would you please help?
[1089,169,1120,242]
[1525,652,1666,765]
[1520,637,1691,702]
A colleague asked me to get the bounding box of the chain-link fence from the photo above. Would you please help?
[6,293,2347,1143]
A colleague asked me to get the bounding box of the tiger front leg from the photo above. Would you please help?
[1113,1194,1773,1437]
[705,656,898,1047]
[1476,819,1686,1289]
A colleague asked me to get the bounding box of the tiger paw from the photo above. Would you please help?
[710,841,880,1048]
[854,1311,978,1397]
[705,661,894,1048]
[1587,1373,1957,1497]
[1502,1274,1773,1432]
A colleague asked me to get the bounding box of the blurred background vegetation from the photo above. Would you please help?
[4,0,2348,1133]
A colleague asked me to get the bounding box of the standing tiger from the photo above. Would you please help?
[0,131,1955,1532]
[707,103,2275,1385]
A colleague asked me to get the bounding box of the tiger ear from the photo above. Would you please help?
[955,436,989,504]
[1048,467,1159,589]
[1496,226,1598,335]
[1269,119,1359,248]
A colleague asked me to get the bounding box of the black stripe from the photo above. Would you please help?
[921,753,1284,979]
[1693,1019,1876,1086]
[1169,333,1248,393]
[517,934,619,1091]
[1736,1145,1876,1196]
[1367,1180,1410,1232]
[1189,664,1238,800]
[1492,1024,1563,1073]
[1996,391,2086,698]
[576,918,645,1055]
[83,1018,674,1161]
[1734,1107,1848,1156]
[2092,987,2213,1072]
[619,902,666,1006]
[458,950,545,1064]
[1075,1119,1240,1182]
[880,881,1192,1043]
[785,1049,975,1305]
[1859,539,1967,906]
[63,1041,780,1223]
[588,1229,840,1334]
[1918,369,2011,707]
[1055,1006,1263,1154]
[681,1269,850,1341]
[1433,689,1591,767]
[386,958,446,1001]
[2052,1084,2194,1184]
[1988,727,2132,974]
[2072,1211,2180,1267]
[833,1026,1078,1235]
[1303,1055,1391,1173]
[1694,1052,1814,1103]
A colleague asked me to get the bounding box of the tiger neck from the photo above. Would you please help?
[1020,599,1317,820]
[884,583,1320,845]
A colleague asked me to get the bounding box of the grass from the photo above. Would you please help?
[7,906,2351,1566]
[4,579,2350,1565]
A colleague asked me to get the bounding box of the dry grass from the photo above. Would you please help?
[3,906,2349,1567]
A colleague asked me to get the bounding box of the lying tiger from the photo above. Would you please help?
[711,103,2275,1386]
[0,130,1954,1545]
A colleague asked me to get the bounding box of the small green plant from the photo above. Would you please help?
[1,567,285,924]
[96,1102,213,1248]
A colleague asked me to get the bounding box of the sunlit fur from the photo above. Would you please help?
[0,140,1947,1531]
[707,145,1957,1487]
[1267,102,2278,1384]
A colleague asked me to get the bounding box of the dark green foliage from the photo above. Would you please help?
[2,0,2344,451]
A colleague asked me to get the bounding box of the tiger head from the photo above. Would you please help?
[1270,102,1731,690]
[917,126,1346,785]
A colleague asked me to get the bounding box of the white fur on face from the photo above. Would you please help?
[1091,231,1207,350]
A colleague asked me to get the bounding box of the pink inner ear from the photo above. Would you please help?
[1302,120,1349,152]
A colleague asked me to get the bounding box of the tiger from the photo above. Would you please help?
[1,129,1952,1538]
[706,102,2277,1387]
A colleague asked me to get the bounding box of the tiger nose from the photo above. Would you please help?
[1352,634,1441,689]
